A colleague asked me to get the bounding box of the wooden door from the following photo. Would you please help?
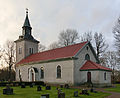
[87,72,91,83]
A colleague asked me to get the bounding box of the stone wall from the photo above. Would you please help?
[15,40,38,63]
[16,59,74,85]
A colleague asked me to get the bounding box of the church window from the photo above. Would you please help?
[19,69,21,76]
[32,48,33,54]
[19,48,22,54]
[86,46,89,50]
[29,48,31,54]
[85,54,90,60]
[40,67,44,79]
[29,48,34,54]
[104,72,107,80]
[57,65,61,78]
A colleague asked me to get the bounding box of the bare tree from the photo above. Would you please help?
[48,41,60,50]
[94,32,108,60]
[102,51,118,83]
[80,31,93,42]
[113,17,120,64]
[58,29,79,47]
[102,51,118,68]
[0,45,2,58]
[3,40,16,81]
[38,43,46,52]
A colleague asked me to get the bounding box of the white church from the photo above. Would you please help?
[15,11,112,87]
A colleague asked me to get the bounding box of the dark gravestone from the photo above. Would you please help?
[74,91,78,97]
[58,92,65,98]
[60,85,63,88]
[64,84,69,89]
[90,88,97,93]
[81,89,89,95]
[46,86,51,90]
[30,83,33,88]
[3,86,13,95]
[21,84,25,88]
[41,94,49,98]
[90,88,94,92]
[37,86,42,91]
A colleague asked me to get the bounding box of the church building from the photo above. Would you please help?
[15,11,112,87]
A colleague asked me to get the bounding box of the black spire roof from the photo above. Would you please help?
[15,9,39,43]
[23,9,31,27]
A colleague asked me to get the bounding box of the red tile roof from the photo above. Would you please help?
[16,41,88,66]
[80,60,112,71]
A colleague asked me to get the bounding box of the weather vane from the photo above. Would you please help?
[26,8,28,14]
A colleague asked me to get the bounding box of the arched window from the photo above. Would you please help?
[85,54,90,60]
[40,67,44,79]
[19,69,22,81]
[57,65,61,78]
[104,72,106,80]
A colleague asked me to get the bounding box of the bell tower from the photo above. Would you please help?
[15,9,39,63]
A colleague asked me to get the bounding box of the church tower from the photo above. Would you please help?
[15,9,39,63]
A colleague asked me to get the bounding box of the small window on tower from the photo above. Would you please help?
[29,48,31,54]
[32,48,33,54]
[29,48,34,54]
[19,48,22,54]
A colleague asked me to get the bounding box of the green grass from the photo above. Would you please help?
[0,86,110,98]
[105,84,120,93]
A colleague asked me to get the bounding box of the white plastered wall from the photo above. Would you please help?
[73,43,97,85]
[16,59,74,85]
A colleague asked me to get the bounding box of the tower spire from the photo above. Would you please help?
[23,8,31,27]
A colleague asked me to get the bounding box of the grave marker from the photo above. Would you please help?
[37,86,42,91]
[3,85,13,95]
[46,86,51,90]
[58,92,65,98]
[41,94,49,98]
[21,83,25,88]
[74,91,78,97]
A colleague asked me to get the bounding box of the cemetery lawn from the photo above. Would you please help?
[0,86,110,98]
[105,84,120,93]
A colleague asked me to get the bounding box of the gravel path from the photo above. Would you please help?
[72,86,120,98]
[96,88,120,98]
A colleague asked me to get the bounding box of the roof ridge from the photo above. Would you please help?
[37,41,88,54]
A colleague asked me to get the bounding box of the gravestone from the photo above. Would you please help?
[60,85,63,88]
[37,86,42,91]
[81,89,89,95]
[41,94,49,98]
[46,86,51,90]
[64,84,69,89]
[74,91,78,97]
[30,83,33,88]
[3,86,13,95]
[21,83,25,88]
[58,92,65,98]
[90,88,97,93]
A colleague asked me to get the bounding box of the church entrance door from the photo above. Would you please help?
[29,69,35,82]
[87,72,91,83]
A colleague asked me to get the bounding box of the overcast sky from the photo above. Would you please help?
[0,0,120,49]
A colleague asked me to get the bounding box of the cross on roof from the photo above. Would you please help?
[26,8,28,14]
